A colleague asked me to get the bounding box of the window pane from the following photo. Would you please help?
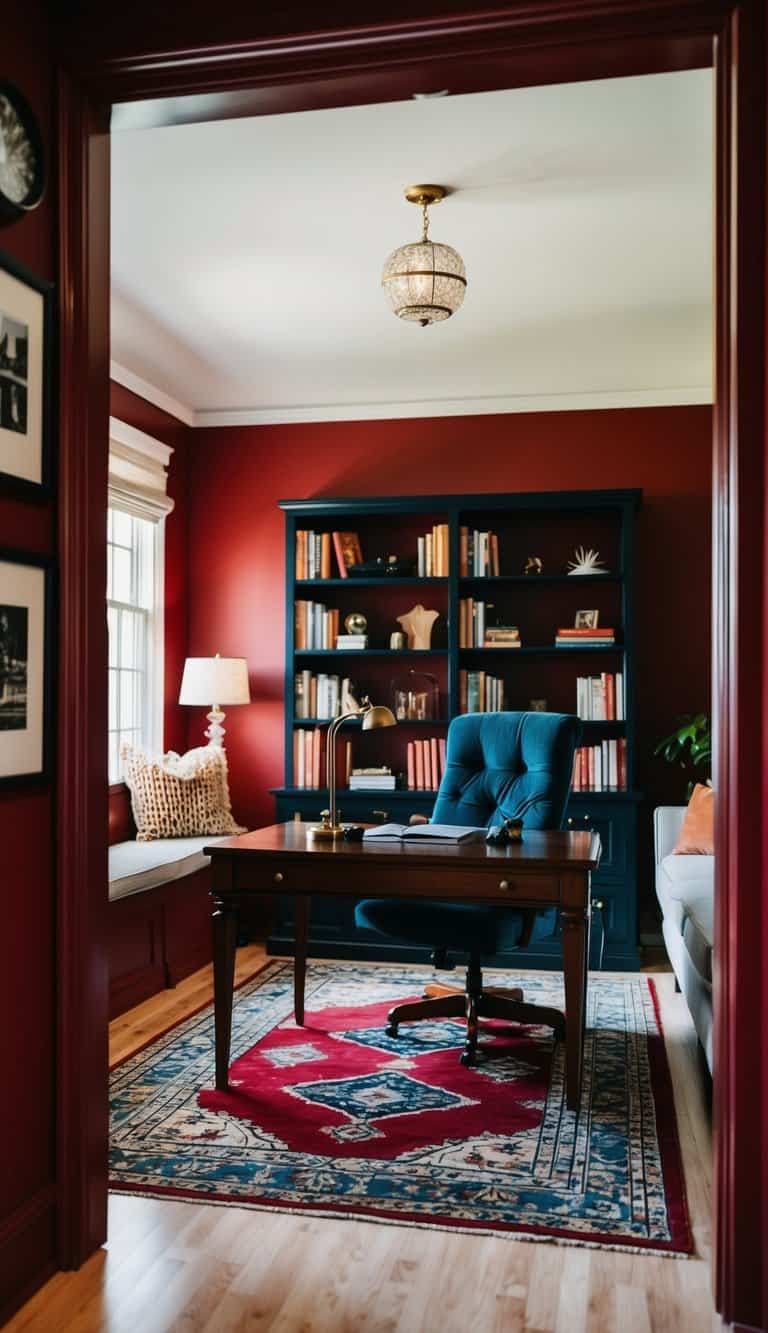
[111,545,132,604]
[119,670,140,729]
[112,509,133,547]
[120,608,145,670]
[108,733,120,784]
[107,607,118,666]
[108,668,119,731]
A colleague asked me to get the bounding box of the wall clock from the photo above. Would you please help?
[0,84,45,224]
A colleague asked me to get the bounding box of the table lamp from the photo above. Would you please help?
[178,653,251,747]
[309,695,397,840]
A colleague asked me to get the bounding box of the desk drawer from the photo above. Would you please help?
[238,858,561,905]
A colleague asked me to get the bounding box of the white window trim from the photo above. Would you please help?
[108,417,174,764]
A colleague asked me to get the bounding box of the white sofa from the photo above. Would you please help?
[654,806,714,1072]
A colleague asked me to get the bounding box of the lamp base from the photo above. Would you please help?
[204,706,226,747]
[307,808,344,840]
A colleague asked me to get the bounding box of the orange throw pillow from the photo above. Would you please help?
[673,783,715,855]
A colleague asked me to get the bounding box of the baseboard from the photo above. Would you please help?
[0,1185,57,1325]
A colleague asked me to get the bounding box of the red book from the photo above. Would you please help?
[407,742,415,790]
[438,737,447,782]
[424,740,433,790]
[332,531,349,578]
[618,737,627,790]
[557,627,616,637]
[605,672,615,720]
[430,737,439,791]
[415,741,425,790]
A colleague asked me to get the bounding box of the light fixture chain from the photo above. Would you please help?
[421,198,430,243]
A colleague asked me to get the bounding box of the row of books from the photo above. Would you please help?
[576,672,625,721]
[407,737,447,791]
[293,727,352,789]
[295,530,362,580]
[459,599,520,648]
[294,601,341,650]
[295,671,357,719]
[556,626,617,647]
[572,739,627,791]
[417,525,450,577]
[459,670,505,713]
[459,527,500,577]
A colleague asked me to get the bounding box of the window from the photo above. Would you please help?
[107,506,163,781]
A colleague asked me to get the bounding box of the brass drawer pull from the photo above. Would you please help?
[372,809,390,819]
[274,872,284,883]
[499,879,511,891]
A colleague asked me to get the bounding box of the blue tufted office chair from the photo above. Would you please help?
[354,711,580,1066]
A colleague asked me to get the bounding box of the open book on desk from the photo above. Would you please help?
[362,823,486,843]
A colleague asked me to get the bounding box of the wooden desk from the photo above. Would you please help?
[206,822,601,1111]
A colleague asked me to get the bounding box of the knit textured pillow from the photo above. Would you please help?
[121,744,247,842]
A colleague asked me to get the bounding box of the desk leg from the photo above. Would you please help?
[213,896,237,1091]
[561,905,588,1112]
[294,895,309,1025]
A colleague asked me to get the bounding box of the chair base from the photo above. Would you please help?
[388,962,565,1066]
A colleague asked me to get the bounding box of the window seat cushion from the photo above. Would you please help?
[108,835,228,902]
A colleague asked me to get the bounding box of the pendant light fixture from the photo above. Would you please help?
[381,185,467,327]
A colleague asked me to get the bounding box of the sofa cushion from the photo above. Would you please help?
[680,891,714,984]
[674,783,715,855]
[658,851,711,927]
[108,836,228,902]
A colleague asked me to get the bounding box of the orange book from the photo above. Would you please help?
[618,737,627,790]
[430,738,439,792]
[491,532,500,576]
[320,532,332,580]
[425,739,434,790]
[295,530,304,581]
[605,673,615,720]
[459,669,467,713]
[407,741,415,790]
[459,526,468,577]
[478,670,486,711]
[438,737,447,781]
[415,741,425,790]
[294,601,307,650]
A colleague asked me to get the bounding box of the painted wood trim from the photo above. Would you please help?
[56,69,111,1270]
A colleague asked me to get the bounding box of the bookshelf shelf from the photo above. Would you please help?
[458,573,622,586]
[458,645,625,657]
[296,577,449,588]
[273,488,642,972]
[294,717,449,727]
[294,648,449,657]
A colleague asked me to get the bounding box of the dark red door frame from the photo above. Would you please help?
[57,4,766,1326]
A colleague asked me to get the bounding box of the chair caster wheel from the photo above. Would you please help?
[386,1023,399,1038]
[460,1046,484,1067]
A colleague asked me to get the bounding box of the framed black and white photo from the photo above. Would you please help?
[0,249,53,497]
[0,549,53,785]
[574,609,600,629]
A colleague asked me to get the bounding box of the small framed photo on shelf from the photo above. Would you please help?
[0,250,54,497]
[574,609,599,629]
[0,548,53,786]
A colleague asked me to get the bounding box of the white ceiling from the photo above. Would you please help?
[110,69,713,425]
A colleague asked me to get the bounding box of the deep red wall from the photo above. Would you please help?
[0,0,58,1318]
[186,406,712,851]
[109,383,191,753]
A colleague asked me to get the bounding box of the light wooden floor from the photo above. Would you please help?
[8,948,721,1333]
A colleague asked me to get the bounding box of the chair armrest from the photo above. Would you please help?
[653,806,687,863]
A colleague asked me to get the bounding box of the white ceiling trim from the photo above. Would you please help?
[110,360,195,427]
[194,386,712,428]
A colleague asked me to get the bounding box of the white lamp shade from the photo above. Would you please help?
[178,656,251,706]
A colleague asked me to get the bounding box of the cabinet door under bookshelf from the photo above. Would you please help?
[270,488,641,971]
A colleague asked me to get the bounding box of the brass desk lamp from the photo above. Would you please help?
[309,696,397,840]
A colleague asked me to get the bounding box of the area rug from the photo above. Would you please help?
[109,960,692,1254]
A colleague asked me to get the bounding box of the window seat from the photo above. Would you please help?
[109,835,226,902]
[107,784,220,1018]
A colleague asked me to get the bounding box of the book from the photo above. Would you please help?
[332,531,362,578]
[349,775,396,790]
[362,823,486,842]
[557,626,616,637]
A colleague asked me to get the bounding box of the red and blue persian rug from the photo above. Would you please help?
[109,961,691,1254]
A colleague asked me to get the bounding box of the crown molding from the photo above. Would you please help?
[193,385,713,428]
[110,361,195,427]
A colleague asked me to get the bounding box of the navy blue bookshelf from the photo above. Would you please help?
[270,488,642,970]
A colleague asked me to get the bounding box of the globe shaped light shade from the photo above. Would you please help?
[382,239,467,326]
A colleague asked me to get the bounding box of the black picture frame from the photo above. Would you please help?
[0,248,54,499]
[0,546,54,787]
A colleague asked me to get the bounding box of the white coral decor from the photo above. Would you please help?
[567,546,608,575]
